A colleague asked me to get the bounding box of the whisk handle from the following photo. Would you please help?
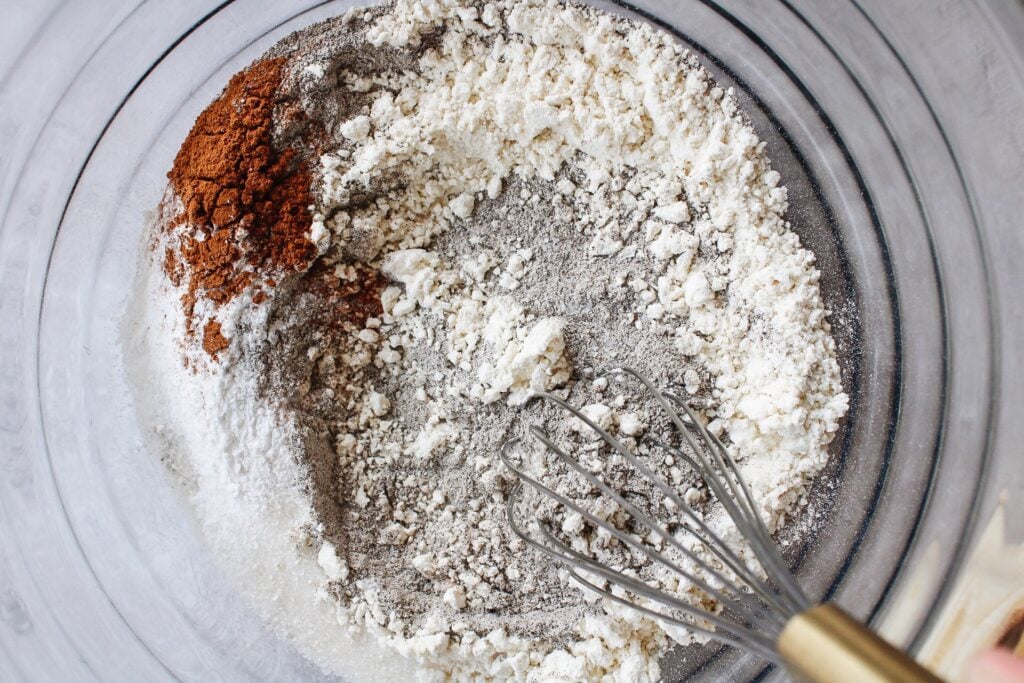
[778,603,944,683]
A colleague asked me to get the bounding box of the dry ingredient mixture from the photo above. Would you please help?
[128,1,849,681]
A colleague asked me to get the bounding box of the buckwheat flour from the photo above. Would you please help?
[127,1,849,681]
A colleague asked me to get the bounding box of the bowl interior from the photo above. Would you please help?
[0,1,993,680]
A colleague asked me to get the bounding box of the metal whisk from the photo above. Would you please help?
[501,367,941,683]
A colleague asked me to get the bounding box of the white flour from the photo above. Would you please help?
[128,1,849,681]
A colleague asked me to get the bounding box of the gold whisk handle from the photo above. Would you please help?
[778,603,944,683]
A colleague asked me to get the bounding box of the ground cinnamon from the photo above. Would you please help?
[202,320,230,358]
[163,57,317,357]
[301,261,386,331]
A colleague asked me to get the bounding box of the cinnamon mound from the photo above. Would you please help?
[163,57,317,357]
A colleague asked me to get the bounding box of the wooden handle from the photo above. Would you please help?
[778,603,944,683]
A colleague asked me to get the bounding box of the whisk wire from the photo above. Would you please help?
[500,439,772,632]
[600,367,808,614]
[528,397,790,626]
[499,368,816,658]
[519,427,781,631]
[503,479,779,655]
[533,524,781,658]
[499,368,944,683]
[603,370,776,582]
[533,522,773,647]
[566,571,781,660]
[530,393,771,599]
[646,437,794,619]
[600,369,809,613]
[610,371,759,535]
[664,393,810,613]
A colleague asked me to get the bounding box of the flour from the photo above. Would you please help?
[474,315,570,405]
[129,1,849,681]
[381,247,572,404]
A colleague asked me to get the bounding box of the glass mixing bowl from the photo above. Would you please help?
[1,1,1020,680]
